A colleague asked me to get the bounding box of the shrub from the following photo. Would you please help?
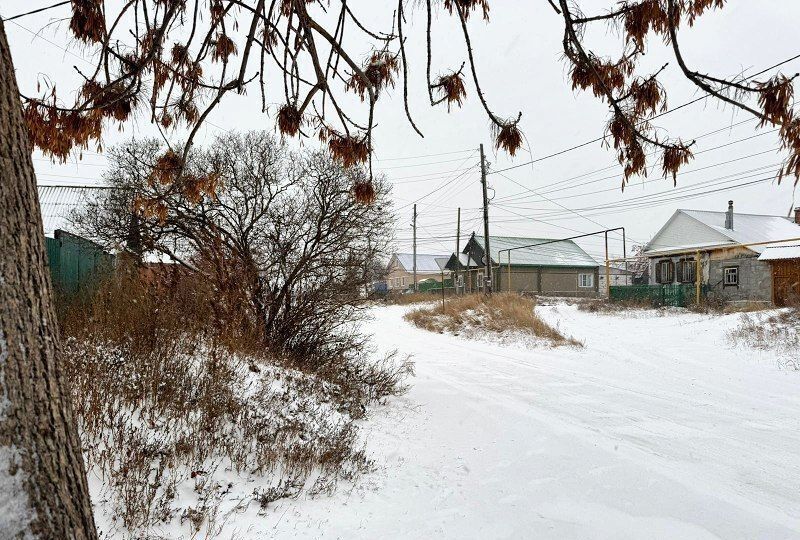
[58,268,412,536]
[404,293,580,347]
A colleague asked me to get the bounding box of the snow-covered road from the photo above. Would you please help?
[265,303,800,539]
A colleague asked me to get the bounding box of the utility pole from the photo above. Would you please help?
[412,203,417,292]
[455,207,461,295]
[479,144,492,295]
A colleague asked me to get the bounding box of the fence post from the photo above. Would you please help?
[508,251,512,293]
[695,250,701,305]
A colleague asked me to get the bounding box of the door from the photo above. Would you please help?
[773,259,800,306]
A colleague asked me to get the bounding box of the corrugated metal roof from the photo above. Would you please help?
[669,210,800,254]
[473,235,598,268]
[37,185,106,237]
[758,245,800,261]
[392,253,451,273]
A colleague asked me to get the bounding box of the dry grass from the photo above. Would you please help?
[728,308,800,370]
[577,297,654,313]
[404,293,580,347]
[58,266,413,536]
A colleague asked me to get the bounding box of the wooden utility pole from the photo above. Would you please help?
[479,144,492,295]
[412,203,417,292]
[455,207,461,295]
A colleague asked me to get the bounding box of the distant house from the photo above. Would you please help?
[447,233,599,297]
[598,264,636,291]
[386,253,450,291]
[643,201,800,305]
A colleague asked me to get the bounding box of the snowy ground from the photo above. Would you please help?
[251,303,800,539]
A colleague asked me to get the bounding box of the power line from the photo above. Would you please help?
[487,53,800,176]
[494,127,779,204]
[3,1,71,22]
[495,161,779,207]
[375,148,474,162]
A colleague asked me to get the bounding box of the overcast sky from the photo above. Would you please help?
[4,0,800,261]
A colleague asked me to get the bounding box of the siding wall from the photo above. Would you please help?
[386,268,442,290]
[494,266,599,297]
[648,211,731,252]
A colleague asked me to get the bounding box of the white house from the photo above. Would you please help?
[643,201,800,305]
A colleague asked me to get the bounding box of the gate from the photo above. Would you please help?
[772,259,800,306]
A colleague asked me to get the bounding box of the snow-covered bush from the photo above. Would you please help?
[58,267,412,537]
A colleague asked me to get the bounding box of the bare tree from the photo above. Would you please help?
[73,132,393,359]
[3,1,800,534]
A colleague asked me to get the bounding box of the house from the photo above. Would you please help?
[643,201,800,305]
[446,233,599,297]
[598,264,637,291]
[385,252,450,291]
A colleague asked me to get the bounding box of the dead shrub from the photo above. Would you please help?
[577,297,657,313]
[404,293,580,347]
[58,266,412,537]
[728,308,800,359]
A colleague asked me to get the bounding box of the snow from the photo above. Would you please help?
[686,210,800,252]
[759,244,800,261]
[252,303,800,539]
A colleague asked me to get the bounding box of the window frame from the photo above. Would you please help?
[477,271,484,290]
[677,258,696,284]
[578,273,594,288]
[656,259,674,284]
[723,266,739,287]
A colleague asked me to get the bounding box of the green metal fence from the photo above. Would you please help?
[419,277,453,292]
[45,230,115,297]
[609,283,707,307]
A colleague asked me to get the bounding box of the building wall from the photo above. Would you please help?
[386,268,442,290]
[707,256,772,303]
[648,250,772,303]
[648,211,731,252]
[494,266,599,297]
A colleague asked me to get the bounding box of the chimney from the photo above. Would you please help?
[795,206,800,225]
[725,200,734,230]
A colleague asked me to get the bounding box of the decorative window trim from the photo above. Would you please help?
[723,266,739,287]
[578,273,594,288]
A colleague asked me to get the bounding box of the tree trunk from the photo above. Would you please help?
[0,21,98,539]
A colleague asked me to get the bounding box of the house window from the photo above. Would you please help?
[401,277,406,286]
[724,266,739,286]
[578,273,594,288]
[677,259,696,284]
[656,260,674,284]
[477,271,484,290]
